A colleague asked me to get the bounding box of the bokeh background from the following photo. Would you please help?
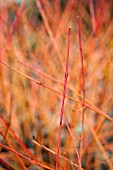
[0,0,113,169]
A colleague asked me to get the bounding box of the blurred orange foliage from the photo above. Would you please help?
[0,0,113,169]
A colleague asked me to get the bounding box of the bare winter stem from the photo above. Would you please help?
[56,27,71,170]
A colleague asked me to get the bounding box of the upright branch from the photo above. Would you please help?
[56,27,71,170]
[77,16,85,165]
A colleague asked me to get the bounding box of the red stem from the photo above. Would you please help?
[0,143,54,170]
[0,158,12,170]
[56,27,71,170]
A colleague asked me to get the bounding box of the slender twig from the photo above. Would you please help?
[0,60,113,122]
[0,94,14,150]
[32,137,64,170]
[56,27,71,170]
[32,139,84,169]
[35,0,65,69]
[63,114,81,169]
[0,158,12,170]
[85,117,113,170]
[0,114,44,161]
[17,59,113,123]
[77,16,85,167]
[0,131,27,170]
[0,143,54,170]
